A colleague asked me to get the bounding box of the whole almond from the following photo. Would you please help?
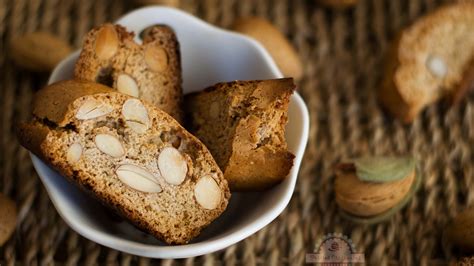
[0,193,17,246]
[95,24,119,60]
[335,166,415,217]
[446,207,474,253]
[9,32,72,72]
[231,17,303,80]
[451,61,474,105]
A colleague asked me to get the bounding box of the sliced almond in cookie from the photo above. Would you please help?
[94,134,125,157]
[194,175,221,210]
[122,99,149,133]
[426,55,447,78]
[334,156,418,220]
[117,74,139,97]
[158,147,187,185]
[446,207,474,253]
[75,99,113,120]
[144,44,168,72]
[67,143,82,163]
[116,164,162,193]
[95,24,119,60]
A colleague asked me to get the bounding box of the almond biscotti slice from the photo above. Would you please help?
[379,3,474,123]
[17,80,229,244]
[74,23,183,122]
[184,78,295,191]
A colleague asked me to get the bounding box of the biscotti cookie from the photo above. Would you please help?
[74,23,183,122]
[184,78,295,191]
[379,3,474,123]
[17,80,230,244]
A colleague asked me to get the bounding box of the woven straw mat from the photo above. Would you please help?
[1,0,473,264]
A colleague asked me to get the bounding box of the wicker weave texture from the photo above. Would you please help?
[1,0,472,264]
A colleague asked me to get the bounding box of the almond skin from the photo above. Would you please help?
[0,193,17,246]
[446,207,474,253]
[116,164,162,193]
[335,167,415,217]
[231,17,303,81]
[9,32,72,72]
[194,175,222,210]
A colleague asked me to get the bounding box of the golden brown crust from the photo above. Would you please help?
[185,78,295,191]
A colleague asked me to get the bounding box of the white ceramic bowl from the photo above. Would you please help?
[31,6,309,258]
